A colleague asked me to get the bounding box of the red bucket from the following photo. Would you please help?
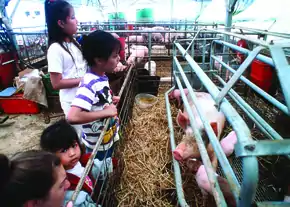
[250,59,273,92]
[118,37,125,61]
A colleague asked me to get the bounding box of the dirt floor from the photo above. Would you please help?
[0,114,62,157]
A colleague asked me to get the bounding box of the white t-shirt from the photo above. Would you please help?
[47,42,87,103]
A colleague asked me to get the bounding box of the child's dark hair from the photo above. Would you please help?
[44,0,81,61]
[81,30,121,67]
[40,119,83,153]
[0,150,61,207]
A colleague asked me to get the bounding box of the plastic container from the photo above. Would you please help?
[250,59,273,92]
[0,93,40,114]
[136,8,154,22]
[42,73,59,95]
[135,93,158,109]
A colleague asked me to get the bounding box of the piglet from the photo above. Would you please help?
[220,131,237,157]
[173,92,226,172]
[196,165,237,207]
[144,61,156,76]
[168,89,189,108]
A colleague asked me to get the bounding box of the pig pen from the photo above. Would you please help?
[109,60,208,207]
[164,29,290,207]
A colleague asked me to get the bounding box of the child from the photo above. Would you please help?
[45,0,87,137]
[67,30,121,160]
[40,119,113,207]
[0,150,70,207]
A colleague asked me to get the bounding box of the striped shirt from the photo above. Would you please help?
[72,72,120,150]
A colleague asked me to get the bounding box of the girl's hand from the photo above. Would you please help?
[112,96,120,105]
[104,104,118,117]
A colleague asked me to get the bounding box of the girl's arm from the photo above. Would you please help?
[50,72,81,90]
[67,104,117,124]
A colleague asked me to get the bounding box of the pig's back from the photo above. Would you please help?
[187,92,225,137]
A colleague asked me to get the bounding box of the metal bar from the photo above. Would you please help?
[269,45,290,114]
[165,87,189,207]
[174,75,227,207]
[211,54,288,114]
[215,75,284,142]
[257,202,290,206]
[235,140,290,157]
[180,37,221,42]
[175,42,258,207]
[232,26,290,39]
[214,40,274,66]
[215,46,265,106]
[70,64,134,204]
[9,0,21,19]
[202,39,206,69]
[148,33,152,74]
[207,28,270,47]
[174,57,240,201]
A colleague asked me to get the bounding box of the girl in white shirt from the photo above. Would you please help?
[45,0,87,137]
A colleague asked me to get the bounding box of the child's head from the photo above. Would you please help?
[81,30,121,73]
[0,150,69,207]
[40,119,82,170]
[45,0,78,45]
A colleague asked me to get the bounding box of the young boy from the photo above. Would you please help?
[68,30,121,161]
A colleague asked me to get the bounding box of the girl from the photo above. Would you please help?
[67,30,121,160]
[40,119,116,207]
[0,150,71,207]
[45,0,87,137]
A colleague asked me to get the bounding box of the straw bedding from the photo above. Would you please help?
[114,61,290,206]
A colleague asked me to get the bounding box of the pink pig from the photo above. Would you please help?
[168,89,189,108]
[220,131,237,157]
[195,165,237,207]
[172,92,226,172]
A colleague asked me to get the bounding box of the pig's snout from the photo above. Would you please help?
[173,143,187,161]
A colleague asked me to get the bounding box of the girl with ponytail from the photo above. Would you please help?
[45,0,87,138]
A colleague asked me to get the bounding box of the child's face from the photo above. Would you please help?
[102,49,120,73]
[62,8,78,36]
[56,141,81,170]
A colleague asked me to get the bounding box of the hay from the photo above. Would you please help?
[116,90,175,207]
[116,84,204,207]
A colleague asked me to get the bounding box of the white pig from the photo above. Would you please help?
[113,62,127,72]
[195,165,236,207]
[144,61,156,76]
[126,35,145,43]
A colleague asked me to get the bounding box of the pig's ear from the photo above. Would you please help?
[177,110,189,129]
[210,122,218,137]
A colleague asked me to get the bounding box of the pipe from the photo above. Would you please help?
[215,75,284,142]
[175,42,258,207]
[174,75,227,207]
[211,54,288,115]
[213,40,274,66]
[174,57,240,201]
[165,87,189,207]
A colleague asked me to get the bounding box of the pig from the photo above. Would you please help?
[195,165,236,207]
[220,131,237,157]
[126,35,145,43]
[152,33,164,43]
[173,92,226,172]
[168,89,189,108]
[144,61,156,76]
